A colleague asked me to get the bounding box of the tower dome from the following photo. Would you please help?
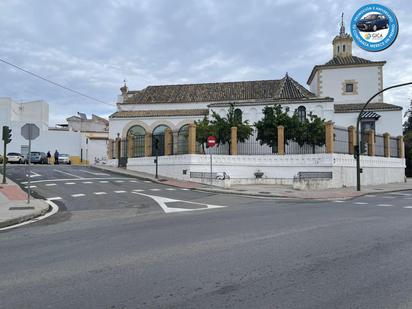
[332,13,353,58]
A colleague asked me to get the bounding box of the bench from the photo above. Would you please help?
[295,172,332,180]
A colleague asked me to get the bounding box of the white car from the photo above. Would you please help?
[7,152,25,164]
[58,154,71,165]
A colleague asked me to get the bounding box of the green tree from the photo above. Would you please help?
[255,104,299,153]
[194,116,214,154]
[210,104,253,154]
[403,100,412,176]
[303,113,326,154]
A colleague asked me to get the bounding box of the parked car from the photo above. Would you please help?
[58,154,71,165]
[356,14,388,32]
[7,152,25,164]
[30,152,48,164]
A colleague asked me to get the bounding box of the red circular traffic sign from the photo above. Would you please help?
[207,136,217,148]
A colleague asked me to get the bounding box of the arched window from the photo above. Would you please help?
[177,124,189,154]
[152,125,170,156]
[127,125,146,157]
[297,106,306,123]
[234,108,243,122]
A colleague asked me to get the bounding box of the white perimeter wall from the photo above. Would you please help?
[124,154,405,188]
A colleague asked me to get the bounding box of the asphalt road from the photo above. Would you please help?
[2,165,412,308]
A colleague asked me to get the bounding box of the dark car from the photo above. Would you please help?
[356,14,388,32]
[30,152,48,164]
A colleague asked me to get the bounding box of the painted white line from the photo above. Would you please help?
[389,192,411,196]
[78,169,110,176]
[180,188,190,191]
[99,181,109,183]
[144,181,151,183]
[377,204,393,207]
[82,181,93,184]
[54,169,82,179]
[24,185,37,189]
[149,188,161,191]
[132,189,145,192]
[65,182,76,185]
[364,195,376,197]
[22,177,133,184]
[403,206,412,209]
[354,202,368,205]
[45,183,57,187]
[132,192,225,213]
[115,180,125,183]
[114,190,126,193]
[382,196,395,199]
[0,199,59,231]
[94,192,107,195]
[29,171,42,178]
[166,188,176,191]
[129,180,138,183]
[71,194,85,197]
[47,197,62,201]
[404,197,412,200]
[333,200,345,203]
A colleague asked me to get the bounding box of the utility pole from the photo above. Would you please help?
[155,138,159,179]
[2,126,12,184]
[355,82,412,191]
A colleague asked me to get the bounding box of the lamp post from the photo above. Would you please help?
[355,82,412,191]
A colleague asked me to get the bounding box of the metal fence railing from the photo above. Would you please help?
[375,134,385,157]
[334,126,350,154]
[390,137,399,158]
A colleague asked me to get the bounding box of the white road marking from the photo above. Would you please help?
[65,182,76,185]
[22,177,133,184]
[382,196,395,199]
[377,204,393,207]
[71,194,85,197]
[0,199,59,231]
[24,185,37,188]
[404,197,412,200]
[82,181,93,184]
[389,192,411,196]
[403,206,412,209]
[99,181,109,183]
[45,183,57,187]
[333,200,345,203]
[78,169,110,176]
[129,180,138,183]
[354,202,368,205]
[54,169,82,179]
[166,188,176,191]
[132,192,225,213]
[114,190,126,193]
[132,189,145,192]
[47,197,62,201]
[29,171,42,178]
[114,180,125,183]
[149,188,161,191]
[364,195,376,197]
[144,181,151,183]
[180,188,189,191]
[94,192,107,195]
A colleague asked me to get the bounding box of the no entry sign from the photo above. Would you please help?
[207,136,217,148]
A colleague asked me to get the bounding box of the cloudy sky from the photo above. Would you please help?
[0,0,411,125]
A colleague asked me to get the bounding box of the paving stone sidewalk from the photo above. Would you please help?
[0,179,49,229]
[94,164,412,201]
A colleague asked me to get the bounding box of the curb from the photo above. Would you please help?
[0,201,50,229]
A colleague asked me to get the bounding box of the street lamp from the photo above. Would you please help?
[355,82,412,191]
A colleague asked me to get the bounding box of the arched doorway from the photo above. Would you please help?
[152,125,170,156]
[127,125,146,157]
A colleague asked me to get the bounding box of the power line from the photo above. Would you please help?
[0,58,114,106]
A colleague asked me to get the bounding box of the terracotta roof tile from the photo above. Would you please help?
[110,109,209,118]
[334,103,402,113]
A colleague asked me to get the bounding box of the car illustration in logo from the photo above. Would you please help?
[356,14,388,32]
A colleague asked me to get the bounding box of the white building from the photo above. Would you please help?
[109,20,402,148]
[0,98,109,164]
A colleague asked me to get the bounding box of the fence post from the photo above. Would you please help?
[164,128,173,156]
[144,133,152,157]
[127,136,133,158]
[383,133,390,157]
[277,125,285,155]
[325,121,334,154]
[348,126,356,155]
[368,129,375,156]
[107,139,113,159]
[188,124,196,154]
[230,127,238,155]
[398,135,404,158]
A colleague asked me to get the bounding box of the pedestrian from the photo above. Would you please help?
[54,149,59,165]
[47,151,51,165]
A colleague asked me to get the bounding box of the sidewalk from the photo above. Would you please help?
[94,164,412,201]
[0,179,49,229]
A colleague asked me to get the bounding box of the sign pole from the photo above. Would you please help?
[27,134,31,204]
[2,138,6,184]
[210,153,213,186]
